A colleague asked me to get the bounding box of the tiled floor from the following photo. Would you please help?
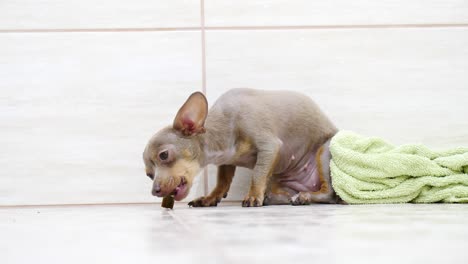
[2,202,468,264]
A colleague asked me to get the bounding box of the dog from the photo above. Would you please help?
[143,88,339,207]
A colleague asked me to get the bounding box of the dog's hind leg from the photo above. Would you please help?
[290,142,338,205]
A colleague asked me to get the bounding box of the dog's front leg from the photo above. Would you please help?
[189,165,236,207]
[242,139,281,207]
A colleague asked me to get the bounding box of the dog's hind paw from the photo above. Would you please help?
[290,192,311,206]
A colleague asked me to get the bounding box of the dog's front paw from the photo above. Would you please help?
[290,192,311,206]
[188,196,221,207]
[242,196,264,207]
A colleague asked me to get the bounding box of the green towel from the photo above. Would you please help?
[329,131,468,204]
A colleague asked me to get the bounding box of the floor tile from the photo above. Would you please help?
[2,203,468,264]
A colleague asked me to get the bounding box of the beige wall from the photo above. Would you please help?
[1,0,468,205]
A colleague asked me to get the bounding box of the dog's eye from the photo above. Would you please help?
[159,150,169,161]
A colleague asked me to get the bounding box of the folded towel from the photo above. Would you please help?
[329,131,468,204]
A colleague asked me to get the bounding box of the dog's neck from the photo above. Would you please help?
[198,123,237,167]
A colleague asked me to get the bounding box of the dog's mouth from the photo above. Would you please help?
[172,176,189,201]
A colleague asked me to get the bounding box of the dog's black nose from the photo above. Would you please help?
[152,184,162,196]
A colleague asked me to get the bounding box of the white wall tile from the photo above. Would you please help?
[0,32,204,205]
[204,28,468,200]
[0,0,200,29]
[205,0,468,26]
[2,0,468,206]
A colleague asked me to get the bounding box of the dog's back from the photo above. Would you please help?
[207,88,337,170]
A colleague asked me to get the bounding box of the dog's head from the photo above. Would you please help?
[143,92,208,201]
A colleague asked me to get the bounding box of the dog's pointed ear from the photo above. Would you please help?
[173,92,208,136]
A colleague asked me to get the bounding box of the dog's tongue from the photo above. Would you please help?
[174,184,188,201]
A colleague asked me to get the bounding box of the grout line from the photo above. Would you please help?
[203,169,209,196]
[200,0,207,94]
[4,201,415,208]
[0,202,158,208]
[1,23,468,33]
[200,0,209,196]
[167,210,194,232]
[204,23,468,30]
[0,27,200,33]
[0,201,243,209]
[166,208,234,264]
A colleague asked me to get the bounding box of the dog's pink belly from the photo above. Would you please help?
[278,156,322,192]
[275,139,332,193]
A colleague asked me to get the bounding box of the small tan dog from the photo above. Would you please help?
[143,88,338,207]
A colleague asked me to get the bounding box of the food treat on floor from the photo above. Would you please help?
[161,195,174,209]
